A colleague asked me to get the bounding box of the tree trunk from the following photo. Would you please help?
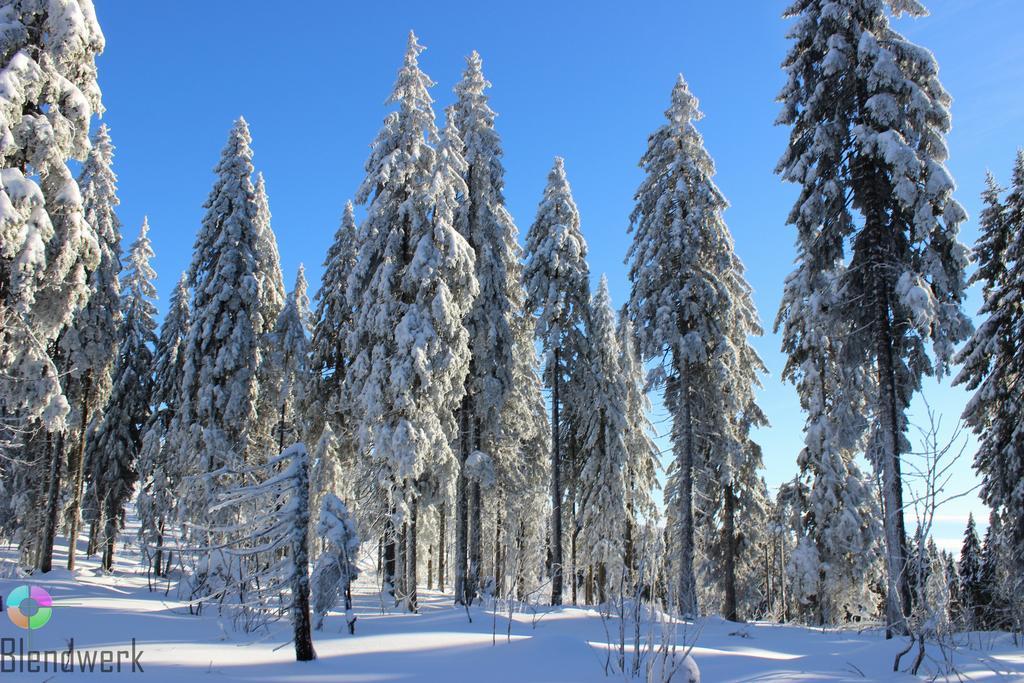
[454,396,470,605]
[408,496,418,612]
[550,346,563,606]
[494,511,503,599]
[427,546,434,591]
[396,520,407,609]
[624,476,635,589]
[383,504,396,603]
[438,502,446,592]
[103,512,116,572]
[468,481,482,604]
[154,518,165,578]
[872,251,912,638]
[570,432,578,606]
[66,371,93,571]
[38,433,62,572]
[723,482,738,622]
[291,449,316,661]
[675,367,698,618]
[279,401,286,453]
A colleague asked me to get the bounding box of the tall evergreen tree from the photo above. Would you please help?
[0,0,104,568]
[347,32,477,610]
[617,309,660,584]
[0,0,105,445]
[60,123,123,572]
[956,154,1024,608]
[268,265,312,452]
[523,157,590,606]
[172,117,270,532]
[777,260,882,624]
[137,272,190,578]
[307,201,358,446]
[627,75,760,618]
[776,0,971,634]
[450,50,526,605]
[957,513,984,628]
[84,219,156,570]
[577,276,627,601]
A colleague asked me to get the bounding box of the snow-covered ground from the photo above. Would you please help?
[1,519,1022,682]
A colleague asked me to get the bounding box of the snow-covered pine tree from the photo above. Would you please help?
[172,117,270,535]
[207,443,316,661]
[776,0,971,635]
[957,513,984,628]
[523,157,590,606]
[627,75,761,618]
[84,218,157,570]
[616,308,660,586]
[312,493,361,633]
[0,0,105,451]
[450,50,527,607]
[347,32,477,610]
[576,276,627,602]
[776,260,882,624]
[137,272,190,579]
[268,265,312,452]
[60,123,122,573]
[956,154,1024,615]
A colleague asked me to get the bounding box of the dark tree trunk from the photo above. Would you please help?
[861,205,912,638]
[723,483,738,622]
[291,450,316,662]
[427,546,434,591]
[383,504,396,603]
[38,433,61,573]
[454,396,470,605]
[438,502,446,592]
[408,497,418,612]
[675,367,698,617]
[570,432,578,606]
[468,481,482,604]
[66,371,93,571]
[550,346,563,606]
[494,511,503,599]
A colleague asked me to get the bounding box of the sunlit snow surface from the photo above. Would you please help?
[2,516,1022,682]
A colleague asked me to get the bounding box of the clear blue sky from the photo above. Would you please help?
[94,0,1023,550]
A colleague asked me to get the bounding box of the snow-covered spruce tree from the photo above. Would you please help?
[252,173,286,329]
[59,123,122,573]
[137,272,190,579]
[0,0,104,454]
[267,265,312,452]
[776,0,971,635]
[307,201,358,451]
[575,276,627,602]
[616,308,660,585]
[0,0,104,566]
[208,443,316,661]
[312,493,361,633]
[172,117,270,544]
[346,32,477,611]
[83,219,156,570]
[449,50,527,606]
[957,513,984,629]
[627,75,762,619]
[523,156,590,606]
[776,260,882,625]
[956,154,1024,617]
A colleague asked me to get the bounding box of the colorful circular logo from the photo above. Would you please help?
[6,585,53,630]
